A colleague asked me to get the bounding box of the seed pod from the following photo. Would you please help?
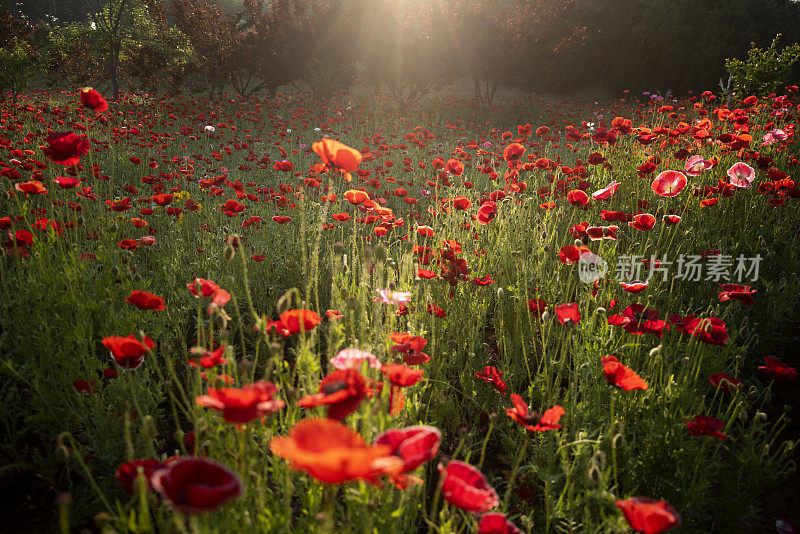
[223,244,235,261]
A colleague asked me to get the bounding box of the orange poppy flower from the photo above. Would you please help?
[312,139,363,182]
[269,418,402,484]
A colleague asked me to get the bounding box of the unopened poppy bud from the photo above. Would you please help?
[238,358,254,375]
[214,313,228,330]
[763,444,770,455]
[56,433,70,459]
[612,433,624,449]
[173,429,185,443]
[755,411,767,422]
[374,244,387,261]
[588,465,602,485]
[649,345,662,358]
[76,216,85,227]
[109,221,119,233]
[142,415,157,440]
[333,241,345,255]
[132,272,142,283]
[595,307,606,315]
[269,342,282,353]
[223,245,235,261]
[387,258,397,269]
[738,405,748,423]
[388,281,396,290]
[285,387,297,402]
[573,238,582,247]
[488,412,498,422]
[340,288,349,300]
[363,245,373,259]
[497,287,505,299]
[541,310,550,322]
[56,492,72,506]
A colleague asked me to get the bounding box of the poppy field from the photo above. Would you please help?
[1,86,800,533]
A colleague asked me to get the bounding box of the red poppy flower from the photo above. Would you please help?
[502,143,525,162]
[270,418,403,484]
[266,309,321,336]
[758,357,798,381]
[196,381,284,424]
[374,425,441,472]
[445,158,464,176]
[651,171,688,197]
[382,364,424,387]
[558,245,591,264]
[717,283,756,306]
[150,457,243,515]
[536,126,550,136]
[125,290,165,311]
[418,268,437,279]
[628,213,657,231]
[527,298,547,317]
[188,346,227,368]
[475,366,508,394]
[43,132,90,166]
[709,373,742,393]
[607,304,667,337]
[15,180,48,196]
[116,458,166,494]
[381,364,424,415]
[620,281,649,293]
[298,369,367,420]
[506,394,564,432]
[686,415,730,440]
[187,278,221,298]
[555,303,580,325]
[53,176,80,189]
[683,317,729,346]
[615,497,681,534]
[567,189,590,207]
[452,196,472,210]
[102,334,156,370]
[471,275,496,286]
[476,201,497,225]
[478,513,522,534]
[601,355,648,390]
[440,460,499,513]
[79,87,109,112]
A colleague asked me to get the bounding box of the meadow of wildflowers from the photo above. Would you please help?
[0,85,799,533]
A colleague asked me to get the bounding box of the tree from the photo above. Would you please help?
[0,9,41,104]
[170,0,237,98]
[83,0,190,100]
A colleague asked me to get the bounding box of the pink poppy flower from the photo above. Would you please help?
[591,181,620,201]
[651,171,687,197]
[727,162,755,189]
[684,155,713,177]
[330,348,382,370]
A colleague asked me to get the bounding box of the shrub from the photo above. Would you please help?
[726,34,800,97]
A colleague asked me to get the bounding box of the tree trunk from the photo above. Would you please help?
[110,43,120,101]
[488,80,499,105]
[474,77,483,103]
